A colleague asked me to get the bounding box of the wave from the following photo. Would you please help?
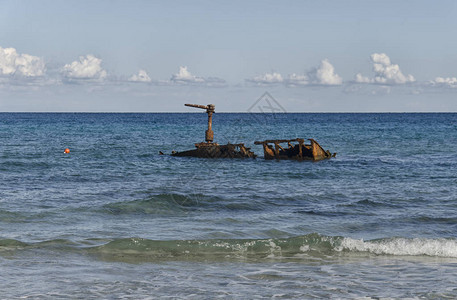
[295,210,347,217]
[2,234,457,261]
[339,237,457,257]
[91,235,457,260]
[337,199,401,209]
[409,216,457,224]
[100,193,262,215]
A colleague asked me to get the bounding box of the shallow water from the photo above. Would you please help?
[1,113,457,298]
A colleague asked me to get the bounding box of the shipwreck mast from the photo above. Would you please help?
[170,103,256,158]
[185,103,216,144]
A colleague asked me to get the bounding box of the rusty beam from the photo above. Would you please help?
[254,138,305,145]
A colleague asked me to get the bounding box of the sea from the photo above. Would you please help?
[0,112,456,299]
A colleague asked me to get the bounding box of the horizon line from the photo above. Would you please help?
[0,111,456,114]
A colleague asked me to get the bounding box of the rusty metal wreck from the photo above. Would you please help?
[170,103,256,159]
[254,138,335,161]
[168,103,335,161]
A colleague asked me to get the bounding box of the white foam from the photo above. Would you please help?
[299,245,310,252]
[338,237,457,258]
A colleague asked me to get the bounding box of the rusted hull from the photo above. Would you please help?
[254,138,335,161]
[172,143,256,159]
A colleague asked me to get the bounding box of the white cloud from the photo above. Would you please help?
[248,60,342,87]
[169,66,226,87]
[354,73,372,84]
[430,77,457,88]
[171,66,204,83]
[355,53,415,84]
[306,59,342,85]
[62,54,107,80]
[285,59,342,86]
[129,69,151,82]
[0,46,45,77]
[247,72,284,85]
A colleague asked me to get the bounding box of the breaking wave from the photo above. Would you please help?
[338,236,457,257]
[3,234,456,261]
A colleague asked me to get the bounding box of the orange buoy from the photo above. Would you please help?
[64,148,70,154]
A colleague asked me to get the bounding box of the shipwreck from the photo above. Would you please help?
[170,104,256,159]
[168,103,335,161]
[254,138,335,161]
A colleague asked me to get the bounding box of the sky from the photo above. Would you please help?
[0,0,457,112]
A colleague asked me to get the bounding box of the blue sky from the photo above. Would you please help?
[1,0,457,112]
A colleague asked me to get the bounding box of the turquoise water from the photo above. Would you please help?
[1,113,457,298]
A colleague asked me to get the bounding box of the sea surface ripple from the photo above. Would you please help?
[1,113,456,298]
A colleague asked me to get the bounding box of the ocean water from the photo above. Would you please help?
[1,112,456,298]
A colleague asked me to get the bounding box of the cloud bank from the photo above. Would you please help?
[430,77,457,88]
[248,59,342,86]
[62,54,107,81]
[355,53,415,84]
[170,66,226,86]
[0,47,45,77]
[2,45,456,95]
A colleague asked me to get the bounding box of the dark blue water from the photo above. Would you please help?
[1,113,456,298]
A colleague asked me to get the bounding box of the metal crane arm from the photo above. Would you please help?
[184,103,216,143]
[185,103,208,110]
